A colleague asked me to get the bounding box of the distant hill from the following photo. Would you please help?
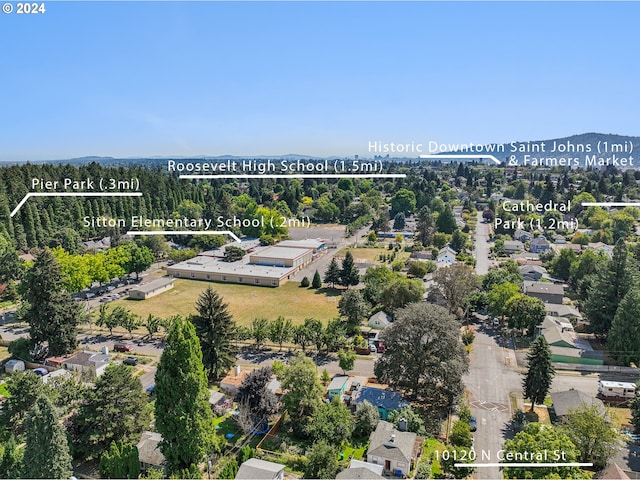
[2,133,637,167]
[439,132,640,167]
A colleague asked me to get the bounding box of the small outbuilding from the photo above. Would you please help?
[4,359,25,373]
[128,277,175,300]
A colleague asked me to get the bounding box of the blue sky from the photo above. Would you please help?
[1,1,639,161]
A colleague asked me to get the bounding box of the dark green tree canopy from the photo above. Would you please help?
[522,336,555,412]
[72,363,151,460]
[191,287,237,380]
[23,395,73,480]
[19,248,83,356]
[374,303,469,410]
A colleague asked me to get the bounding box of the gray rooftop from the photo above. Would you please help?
[367,421,417,465]
[168,255,297,280]
[136,431,165,466]
[327,375,349,391]
[235,458,285,480]
[277,239,325,250]
[524,281,564,296]
[551,390,605,417]
[250,246,311,260]
[130,276,174,294]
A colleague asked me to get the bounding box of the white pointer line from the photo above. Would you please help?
[455,463,593,468]
[10,192,143,218]
[419,154,501,165]
[179,174,406,179]
[126,230,242,243]
[582,202,640,207]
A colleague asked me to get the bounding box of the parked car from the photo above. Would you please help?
[123,356,138,366]
[114,343,134,352]
[369,344,377,353]
[33,368,48,376]
[469,415,477,432]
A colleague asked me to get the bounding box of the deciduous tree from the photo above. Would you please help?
[432,263,479,318]
[338,290,368,332]
[280,353,323,425]
[505,294,546,335]
[269,316,293,351]
[374,303,469,410]
[502,423,588,479]
[560,403,621,469]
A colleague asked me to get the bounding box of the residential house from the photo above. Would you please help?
[551,390,606,422]
[235,458,285,480]
[366,421,421,476]
[530,237,550,253]
[209,390,232,415]
[510,252,542,266]
[519,265,548,282]
[63,351,110,378]
[544,303,582,323]
[503,240,524,254]
[536,317,602,365]
[82,237,112,251]
[351,387,408,420]
[436,246,457,265]
[136,431,165,470]
[368,311,392,330]
[220,366,250,396]
[409,251,432,261]
[513,229,534,243]
[524,281,564,305]
[336,460,384,479]
[587,242,614,258]
[327,376,349,400]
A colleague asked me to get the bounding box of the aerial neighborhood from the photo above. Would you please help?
[0,146,640,480]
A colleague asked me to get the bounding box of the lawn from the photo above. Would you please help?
[0,382,11,397]
[108,279,339,327]
[342,441,367,461]
[337,246,410,265]
[214,414,243,446]
[0,347,10,362]
[608,406,632,430]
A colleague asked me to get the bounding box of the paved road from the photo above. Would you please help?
[464,323,522,479]
[474,211,492,275]
[237,347,377,378]
[290,224,371,282]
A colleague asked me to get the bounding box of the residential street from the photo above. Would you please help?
[474,211,492,275]
[464,323,521,479]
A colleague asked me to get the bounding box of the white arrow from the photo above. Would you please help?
[419,154,501,165]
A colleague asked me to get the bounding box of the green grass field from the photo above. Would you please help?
[337,246,410,264]
[109,279,340,326]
